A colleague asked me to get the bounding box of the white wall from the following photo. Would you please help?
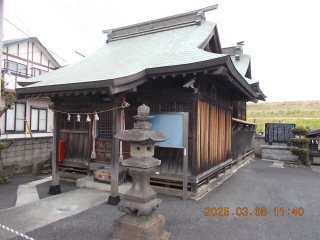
[1,40,58,140]
[0,95,53,139]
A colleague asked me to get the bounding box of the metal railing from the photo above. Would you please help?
[3,59,28,77]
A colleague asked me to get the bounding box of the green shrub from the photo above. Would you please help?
[291,126,309,137]
[290,138,310,147]
[291,148,309,158]
[0,172,11,184]
[290,126,310,166]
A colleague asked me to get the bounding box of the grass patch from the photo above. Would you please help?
[247,100,320,132]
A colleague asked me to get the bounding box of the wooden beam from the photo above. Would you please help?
[48,111,61,195]
[212,67,228,76]
[3,52,58,70]
[107,103,120,205]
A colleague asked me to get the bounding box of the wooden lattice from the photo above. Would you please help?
[97,111,113,140]
[124,103,140,130]
[309,143,319,151]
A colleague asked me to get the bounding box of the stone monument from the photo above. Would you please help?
[111,104,171,240]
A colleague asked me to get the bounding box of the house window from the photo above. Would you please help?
[31,68,48,77]
[6,102,26,132]
[4,60,27,76]
[31,106,47,131]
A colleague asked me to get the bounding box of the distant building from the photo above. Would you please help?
[1,37,61,139]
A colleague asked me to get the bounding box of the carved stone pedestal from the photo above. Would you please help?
[111,104,170,240]
[112,213,170,240]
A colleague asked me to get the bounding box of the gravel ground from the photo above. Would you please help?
[9,158,320,240]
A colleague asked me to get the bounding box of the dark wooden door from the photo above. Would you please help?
[60,130,91,164]
[59,112,92,164]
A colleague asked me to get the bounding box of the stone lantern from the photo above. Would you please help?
[111,104,170,240]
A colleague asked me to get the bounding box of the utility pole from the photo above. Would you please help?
[0,0,3,106]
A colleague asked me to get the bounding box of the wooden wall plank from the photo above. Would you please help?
[192,98,199,175]
[210,105,218,167]
[199,102,209,172]
[78,134,84,163]
[68,133,74,162]
[208,104,212,170]
[74,133,79,162]
[197,101,201,174]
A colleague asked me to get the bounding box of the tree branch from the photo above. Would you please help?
[0,140,14,150]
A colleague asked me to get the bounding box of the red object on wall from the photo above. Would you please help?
[59,140,65,161]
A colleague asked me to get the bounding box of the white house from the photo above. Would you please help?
[1,37,61,139]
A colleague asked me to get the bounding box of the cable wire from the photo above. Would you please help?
[88,1,113,28]
[75,0,104,30]
[3,18,70,65]
[103,0,124,25]
[57,0,102,45]
[50,0,100,48]
[4,0,33,36]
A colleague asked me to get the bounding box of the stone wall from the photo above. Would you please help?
[261,145,298,161]
[1,137,52,174]
[254,135,288,157]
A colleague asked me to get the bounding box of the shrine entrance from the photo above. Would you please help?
[58,112,92,178]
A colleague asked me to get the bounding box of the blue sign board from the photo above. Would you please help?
[149,113,183,148]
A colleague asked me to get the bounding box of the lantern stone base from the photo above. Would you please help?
[111,213,171,240]
[122,157,161,168]
[117,198,162,216]
[124,167,157,203]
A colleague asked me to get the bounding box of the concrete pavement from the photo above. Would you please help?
[0,188,111,239]
[1,158,320,240]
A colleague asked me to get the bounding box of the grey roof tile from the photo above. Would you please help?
[18,22,225,88]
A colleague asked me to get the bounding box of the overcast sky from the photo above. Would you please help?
[3,0,320,103]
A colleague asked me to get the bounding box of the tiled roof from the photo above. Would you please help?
[18,21,225,88]
[230,54,250,76]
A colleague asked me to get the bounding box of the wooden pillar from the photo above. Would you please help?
[49,111,61,195]
[107,104,120,205]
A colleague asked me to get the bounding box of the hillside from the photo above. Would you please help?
[247,100,320,132]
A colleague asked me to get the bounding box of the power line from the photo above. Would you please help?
[51,0,100,48]
[57,0,102,45]
[5,0,33,36]
[75,0,104,30]
[103,0,124,25]
[88,1,113,28]
[3,18,70,65]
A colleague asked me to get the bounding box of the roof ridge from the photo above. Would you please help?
[103,4,218,43]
